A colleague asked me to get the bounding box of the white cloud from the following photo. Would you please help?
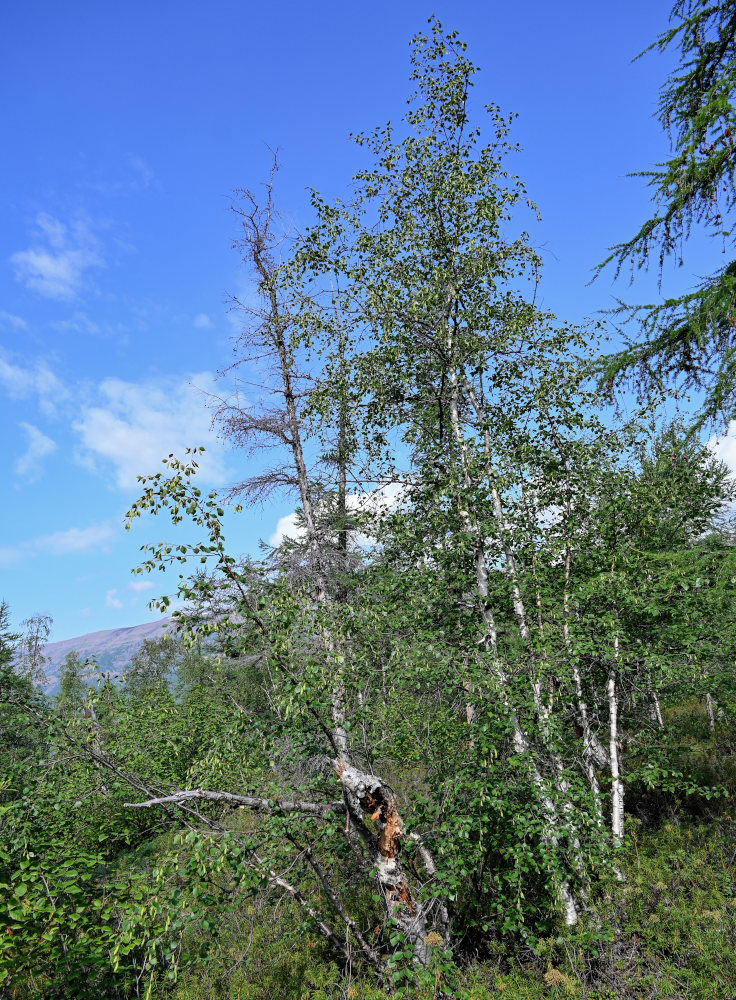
[0,521,116,567]
[708,425,736,474]
[73,372,227,489]
[267,483,407,548]
[35,523,116,555]
[269,511,303,547]
[0,311,27,329]
[0,356,68,415]
[127,579,154,593]
[10,213,103,300]
[350,482,406,517]
[15,422,56,481]
[1,359,228,488]
[193,313,212,329]
[106,589,123,609]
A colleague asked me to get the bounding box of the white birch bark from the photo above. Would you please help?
[705,691,716,731]
[608,635,625,846]
[445,359,579,924]
[474,597,579,926]
[560,561,606,832]
[335,762,438,960]
[457,368,595,891]
[650,682,664,730]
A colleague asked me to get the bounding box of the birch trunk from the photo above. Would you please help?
[562,578,606,827]
[468,383,602,881]
[650,686,664,730]
[234,183,439,963]
[706,691,716,732]
[474,594,579,926]
[454,367,593,905]
[551,436,609,780]
[445,360,579,924]
[608,635,625,846]
[335,762,437,962]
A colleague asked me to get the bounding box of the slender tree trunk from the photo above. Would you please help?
[445,360,579,923]
[648,672,664,730]
[336,762,437,961]
[456,371,592,903]
[706,691,716,732]
[548,418,610,779]
[235,183,439,964]
[608,635,624,846]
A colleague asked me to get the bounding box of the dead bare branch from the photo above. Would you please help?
[123,789,347,817]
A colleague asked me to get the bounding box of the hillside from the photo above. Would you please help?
[39,617,174,692]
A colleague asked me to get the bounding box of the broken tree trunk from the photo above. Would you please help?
[335,761,441,964]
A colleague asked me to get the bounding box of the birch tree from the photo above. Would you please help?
[118,20,616,969]
[86,19,736,993]
[296,19,620,919]
[123,162,450,976]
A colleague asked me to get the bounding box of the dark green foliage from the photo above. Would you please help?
[0,601,17,671]
[597,1,736,427]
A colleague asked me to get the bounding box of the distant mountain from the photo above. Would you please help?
[38,618,175,693]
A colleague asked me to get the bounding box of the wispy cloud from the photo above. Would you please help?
[74,372,227,489]
[56,311,101,335]
[15,422,56,481]
[36,523,116,556]
[0,311,27,329]
[0,355,69,416]
[193,313,212,329]
[0,547,23,569]
[0,521,116,567]
[105,589,124,609]
[10,213,103,300]
[128,154,154,189]
[88,154,155,198]
[1,358,228,488]
[127,579,154,593]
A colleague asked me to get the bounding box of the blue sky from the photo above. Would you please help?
[1,0,727,642]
